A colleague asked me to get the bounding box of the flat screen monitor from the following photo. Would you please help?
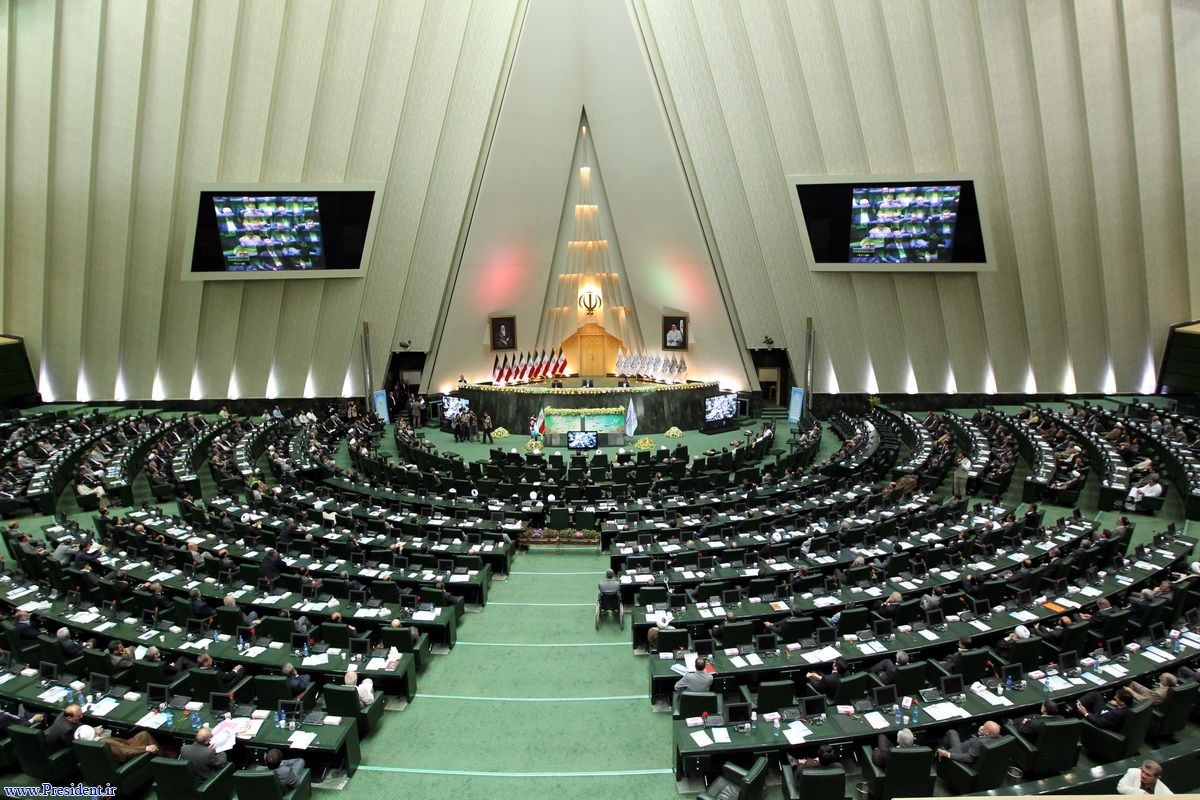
[722,589,741,607]
[278,699,301,716]
[873,619,893,638]
[1059,650,1079,673]
[1000,663,1023,685]
[186,618,205,636]
[873,684,897,708]
[803,695,826,717]
[290,633,309,650]
[973,599,992,617]
[756,634,778,652]
[725,702,752,724]
[792,176,991,272]
[1105,637,1125,658]
[697,557,716,571]
[350,637,370,656]
[89,673,110,695]
[442,396,470,420]
[567,431,599,450]
[1149,622,1166,643]
[349,589,367,605]
[185,185,381,281]
[210,692,232,713]
[1017,589,1033,607]
[399,593,418,608]
[704,394,738,423]
[669,593,688,610]
[787,387,806,424]
[1187,608,1200,627]
[637,532,654,547]
[147,684,169,706]
[142,610,158,626]
[236,626,256,643]
[437,559,454,573]
[940,674,964,697]
[816,626,836,645]
[694,638,714,656]
[925,608,945,628]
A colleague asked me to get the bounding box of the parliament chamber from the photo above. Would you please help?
[3,1,1200,798]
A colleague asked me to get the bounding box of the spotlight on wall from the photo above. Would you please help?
[761,336,775,348]
[397,340,411,350]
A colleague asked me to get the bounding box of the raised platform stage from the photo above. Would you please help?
[453,378,718,436]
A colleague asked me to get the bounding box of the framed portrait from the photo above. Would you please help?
[490,315,516,351]
[662,314,688,351]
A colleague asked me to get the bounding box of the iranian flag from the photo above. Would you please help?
[491,355,500,382]
[533,349,548,380]
[536,406,546,438]
[555,347,567,375]
[498,354,510,383]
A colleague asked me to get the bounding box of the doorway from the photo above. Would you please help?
[748,348,791,407]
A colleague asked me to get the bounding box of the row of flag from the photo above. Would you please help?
[615,349,687,380]
[491,348,567,384]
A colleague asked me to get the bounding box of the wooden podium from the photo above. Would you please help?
[561,322,623,376]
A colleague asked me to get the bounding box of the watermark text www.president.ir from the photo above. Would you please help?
[2,785,116,798]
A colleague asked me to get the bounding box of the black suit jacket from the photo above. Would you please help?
[59,639,84,659]
[1016,713,1061,738]
[44,713,78,754]
[1086,704,1129,731]
[180,742,227,780]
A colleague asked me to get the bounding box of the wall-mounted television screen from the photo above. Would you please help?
[183,184,381,281]
[790,175,991,272]
[567,431,598,450]
[442,396,470,420]
[705,394,738,423]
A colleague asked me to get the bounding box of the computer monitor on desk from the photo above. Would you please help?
[873,619,893,639]
[1000,663,1024,688]
[722,589,741,607]
[1106,636,1127,660]
[1059,650,1079,675]
[756,633,778,653]
[669,593,687,610]
[147,684,169,706]
[350,637,370,657]
[803,695,826,719]
[725,702,751,725]
[926,608,945,630]
[210,692,231,714]
[236,626,256,644]
[698,557,716,572]
[89,673,111,695]
[694,639,714,657]
[940,674,964,701]
[278,699,301,717]
[290,633,309,651]
[1016,588,1033,608]
[816,626,836,646]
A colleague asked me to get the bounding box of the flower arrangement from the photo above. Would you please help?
[867,395,881,407]
[664,427,684,438]
[544,406,623,417]
[491,427,510,439]
[521,438,544,453]
[634,436,655,451]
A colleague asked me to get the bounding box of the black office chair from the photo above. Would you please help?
[596,591,623,630]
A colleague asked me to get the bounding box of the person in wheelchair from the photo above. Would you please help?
[596,570,623,629]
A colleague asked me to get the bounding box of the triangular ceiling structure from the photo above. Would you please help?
[426,0,753,394]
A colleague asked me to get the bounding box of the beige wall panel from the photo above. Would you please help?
[233,1,332,399]
[1073,1,1148,392]
[878,1,979,393]
[0,4,9,320]
[298,0,417,399]
[42,1,103,401]
[154,0,239,398]
[119,1,194,399]
[978,2,1070,392]
[935,274,989,393]
[1174,0,1200,318]
[394,0,522,366]
[192,0,287,398]
[82,1,149,400]
[1123,0,1190,369]
[1025,0,1107,392]
[5,2,56,391]
[272,281,325,398]
[351,1,471,396]
[928,2,1029,392]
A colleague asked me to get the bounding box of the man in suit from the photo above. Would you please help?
[13,610,38,642]
[937,720,1001,764]
[264,748,306,790]
[1015,699,1061,737]
[107,640,133,670]
[282,663,310,696]
[868,651,909,685]
[1076,688,1134,731]
[44,704,83,753]
[181,726,227,780]
[1127,672,1178,706]
[806,657,848,698]
[189,589,215,619]
[871,727,915,767]
[673,657,713,696]
[196,654,244,689]
[261,549,285,580]
[597,570,620,597]
[55,627,87,659]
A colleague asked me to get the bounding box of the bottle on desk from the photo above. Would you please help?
[893,705,902,726]
[773,720,780,738]
[911,703,918,724]
[750,712,757,732]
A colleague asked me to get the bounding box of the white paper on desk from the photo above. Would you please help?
[1143,649,1169,664]
[729,656,748,668]
[137,630,158,641]
[1099,663,1129,678]
[974,688,1012,707]
[244,646,266,658]
[412,611,437,622]
[366,657,389,671]
[690,730,714,747]
[449,574,470,583]
[712,727,731,743]
[697,609,713,619]
[1010,610,1038,623]
[1079,586,1102,597]
[288,731,317,750]
[813,596,839,608]
[1046,676,1071,691]
[89,697,120,717]
[72,612,99,624]
[0,674,14,685]
[803,646,842,664]
[769,562,794,572]
[783,726,807,745]
[353,608,379,618]
[136,711,170,729]
[918,629,939,641]
[1081,671,1106,686]
[940,571,961,581]
[1054,597,1081,609]
[302,654,330,666]
[864,711,890,730]
[923,702,966,721]
[746,653,764,666]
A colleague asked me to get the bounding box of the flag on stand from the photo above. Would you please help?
[491,355,500,382]
[499,354,510,383]
[535,406,546,439]
[555,347,567,376]
[624,397,638,438]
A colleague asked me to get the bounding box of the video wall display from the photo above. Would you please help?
[793,178,988,271]
[704,394,738,423]
[187,188,378,280]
